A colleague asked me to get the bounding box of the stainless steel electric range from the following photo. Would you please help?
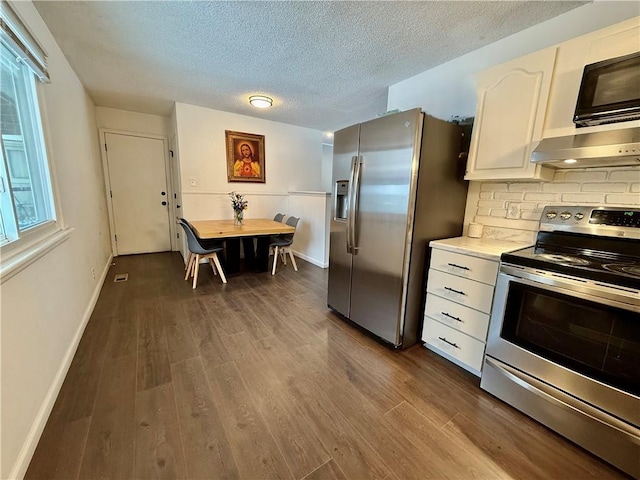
[481,205,639,478]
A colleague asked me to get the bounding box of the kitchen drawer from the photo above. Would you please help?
[424,293,490,341]
[422,316,486,373]
[427,269,495,314]
[430,248,498,285]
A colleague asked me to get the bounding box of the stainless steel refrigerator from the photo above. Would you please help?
[327,109,468,348]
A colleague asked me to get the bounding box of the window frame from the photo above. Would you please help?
[0,34,68,282]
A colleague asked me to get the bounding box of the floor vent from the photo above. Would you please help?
[114,273,129,282]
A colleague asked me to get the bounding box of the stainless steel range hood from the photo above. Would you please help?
[531,127,640,168]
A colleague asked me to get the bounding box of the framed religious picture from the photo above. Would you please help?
[225,130,266,183]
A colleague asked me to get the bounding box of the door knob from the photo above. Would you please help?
[162,201,167,206]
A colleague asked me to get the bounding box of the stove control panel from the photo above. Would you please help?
[540,206,640,239]
[590,209,640,228]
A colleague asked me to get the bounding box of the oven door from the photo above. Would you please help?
[486,265,639,427]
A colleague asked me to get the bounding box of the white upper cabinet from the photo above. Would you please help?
[465,47,557,181]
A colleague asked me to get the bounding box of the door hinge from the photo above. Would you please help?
[177,232,180,239]
[105,143,108,151]
[110,190,112,198]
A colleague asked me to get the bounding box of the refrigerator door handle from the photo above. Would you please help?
[346,156,357,254]
[351,156,363,254]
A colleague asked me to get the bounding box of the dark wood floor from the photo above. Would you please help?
[26,252,626,480]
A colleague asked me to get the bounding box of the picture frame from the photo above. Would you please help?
[225,130,266,183]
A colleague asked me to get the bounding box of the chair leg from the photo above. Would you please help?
[272,246,279,275]
[211,252,227,284]
[282,249,287,265]
[185,253,195,280]
[288,249,298,272]
[185,252,193,272]
[192,254,201,289]
[208,257,217,275]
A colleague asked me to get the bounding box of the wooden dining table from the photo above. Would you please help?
[189,218,295,274]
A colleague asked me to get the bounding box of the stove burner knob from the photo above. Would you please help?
[546,211,557,219]
[574,212,584,220]
[560,211,572,220]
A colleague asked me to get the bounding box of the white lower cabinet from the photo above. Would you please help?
[422,244,500,376]
[424,294,490,341]
[422,317,486,373]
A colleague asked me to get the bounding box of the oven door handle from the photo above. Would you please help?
[500,266,640,312]
[484,356,640,442]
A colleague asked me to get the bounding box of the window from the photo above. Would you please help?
[1,2,57,251]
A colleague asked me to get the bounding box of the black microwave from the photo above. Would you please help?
[573,51,640,127]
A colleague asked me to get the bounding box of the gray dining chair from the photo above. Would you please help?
[269,216,299,275]
[273,213,285,222]
[178,218,227,287]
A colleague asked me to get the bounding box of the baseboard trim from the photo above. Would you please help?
[9,253,113,480]
[293,250,328,268]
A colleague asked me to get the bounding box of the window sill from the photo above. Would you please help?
[0,227,73,284]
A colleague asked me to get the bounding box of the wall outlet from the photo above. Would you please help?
[507,203,520,219]
[189,177,197,187]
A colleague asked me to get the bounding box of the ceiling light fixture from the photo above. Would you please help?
[249,95,273,108]
[564,159,577,164]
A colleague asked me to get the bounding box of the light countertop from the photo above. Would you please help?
[429,236,532,261]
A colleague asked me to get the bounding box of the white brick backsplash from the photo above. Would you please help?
[523,193,560,202]
[480,183,508,192]
[564,171,607,182]
[468,167,638,242]
[609,170,640,182]
[475,215,539,231]
[606,194,640,205]
[494,192,524,201]
[508,183,540,192]
[483,226,536,244]
[520,202,538,210]
[562,193,605,203]
[541,183,580,193]
[522,211,543,221]
[581,183,627,193]
[478,200,505,208]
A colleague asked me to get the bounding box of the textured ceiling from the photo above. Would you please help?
[34,1,588,131]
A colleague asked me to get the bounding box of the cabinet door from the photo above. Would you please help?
[465,47,557,181]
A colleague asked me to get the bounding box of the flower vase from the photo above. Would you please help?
[234,209,244,226]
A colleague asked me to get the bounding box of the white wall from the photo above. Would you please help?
[95,106,170,137]
[288,192,331,267]
[174,102,323,221]
[387,1,640,121]
[0,3,111,478]
[321,143,333,193]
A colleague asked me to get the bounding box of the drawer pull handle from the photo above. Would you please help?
[438,336,459,349]
[447,262,469,271]
[441,312,462,322]
[444,286,466,296]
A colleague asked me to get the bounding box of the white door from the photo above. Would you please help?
[105,132,171,255]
